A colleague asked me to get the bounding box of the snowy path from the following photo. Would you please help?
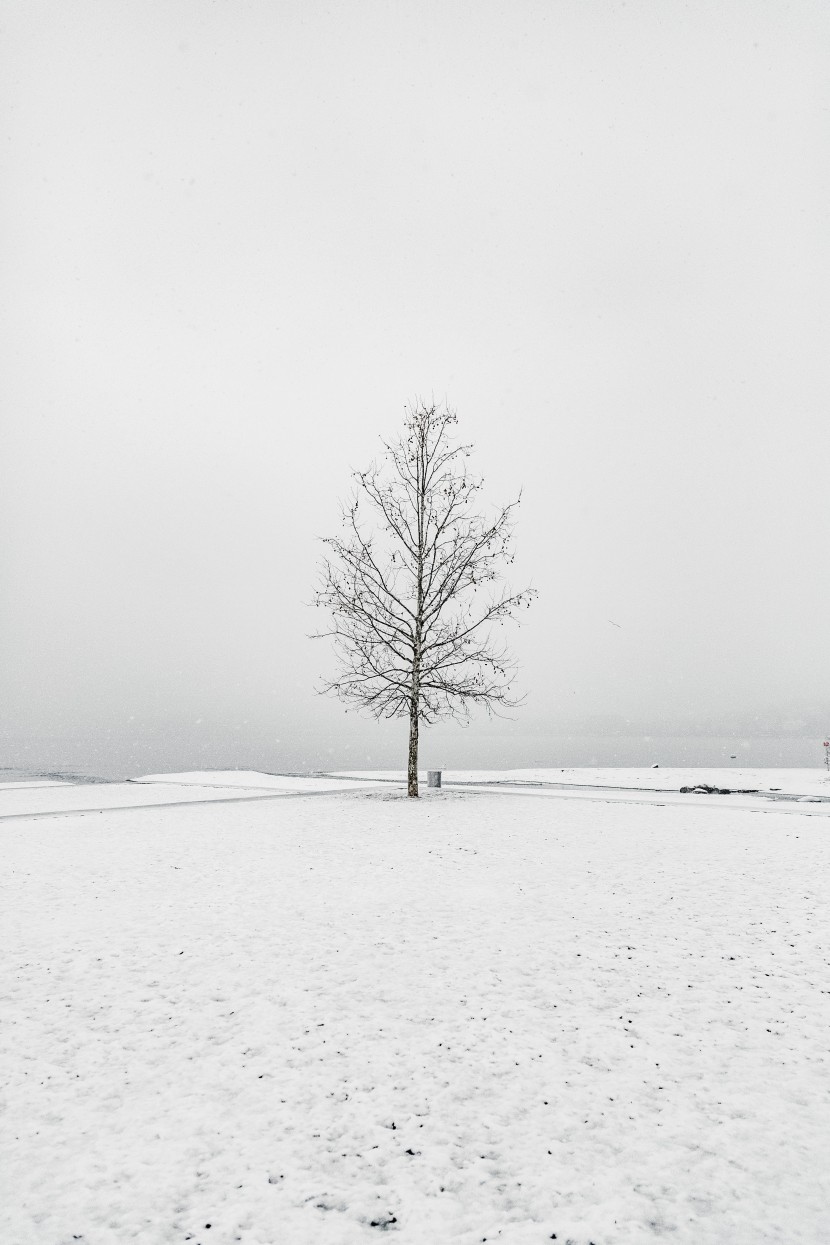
[5,772,830,825]
[336,767,830,800]
[3,790,829,1244]
[0,776,390,822]
[450,782,830,818]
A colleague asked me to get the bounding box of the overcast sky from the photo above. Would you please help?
[2,1,829,776]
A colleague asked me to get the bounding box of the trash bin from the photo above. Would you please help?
[427,770,442,789]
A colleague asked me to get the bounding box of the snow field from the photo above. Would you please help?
[0,782,273,819]
[0,776,389,821]
[133,773,389,794]
[334,768,830,798]
[2,791,829,1244]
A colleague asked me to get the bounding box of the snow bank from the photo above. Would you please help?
[134,771,386,793]
[0,779,70,790]
[3,792,829,1243]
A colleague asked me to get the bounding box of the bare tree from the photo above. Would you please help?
[313,402,536,797]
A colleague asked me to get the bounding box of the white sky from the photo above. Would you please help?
[2,1,829,775]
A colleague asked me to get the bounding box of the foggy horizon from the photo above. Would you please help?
[3,2,829,779]
[3,704,829,782]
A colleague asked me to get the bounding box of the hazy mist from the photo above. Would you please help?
[3,2,829,777]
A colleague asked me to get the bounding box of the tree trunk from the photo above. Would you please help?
[407,699,419,797]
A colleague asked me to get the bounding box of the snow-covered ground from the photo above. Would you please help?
[335,767,830,797]
[133,771,385,793]
[456,767,830,797]
[0,774,387,820]
[0,780,274,819]
[3,777,829,1244]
